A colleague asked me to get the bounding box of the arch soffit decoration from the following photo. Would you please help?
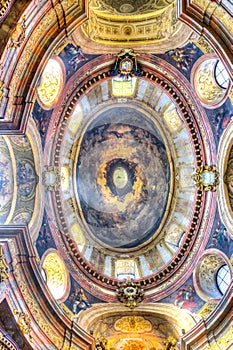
[77,303,199,335]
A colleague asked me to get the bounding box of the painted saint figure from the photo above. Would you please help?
[73,288,91,314]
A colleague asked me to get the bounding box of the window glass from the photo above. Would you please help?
[216,264,231,295]
[214,60,229,89]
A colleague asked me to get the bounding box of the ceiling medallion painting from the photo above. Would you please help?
[76,114,171,249]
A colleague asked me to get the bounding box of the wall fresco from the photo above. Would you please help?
[0,137,13,223]
[64,276,105,314]
[0,136,37,225]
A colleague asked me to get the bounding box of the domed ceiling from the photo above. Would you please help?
[33,43,231,304]
[0,1,233,348]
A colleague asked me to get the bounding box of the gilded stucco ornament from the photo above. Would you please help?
[14,310,33,342]
[95,336,107,350]
[8,16,26,49]
[192,58,228,107]
[193,165,219,192]
[0,80,4,106]
[204,325,233,349]
[114,316,152,333]
[163,336,177,350]
[82,0,181,45]
[110,49,141,79]
[42,166,61,191]
[116,278,144,309]
[197,303,216,319]
[224,150,233,207]
[0,245,8,283]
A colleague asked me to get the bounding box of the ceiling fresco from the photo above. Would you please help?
[0,1,233,348]
[76,109,170,249]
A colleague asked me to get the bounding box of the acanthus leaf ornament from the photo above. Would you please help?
[116,278,144,309]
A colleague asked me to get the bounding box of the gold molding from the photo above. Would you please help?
[0,80,4,106]
[14,310,33,342]
[0,245,8,283]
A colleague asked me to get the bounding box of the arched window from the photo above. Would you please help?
[216,264,231,295]
[214,60,230,89]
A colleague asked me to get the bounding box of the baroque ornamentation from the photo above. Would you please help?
[0,245,8,283]
[42,251,68,301]
[193,165,219,192]
[204,325,233,349]
[192,58,227,107]
[224,146,233,211]
[114,316,152,333]
[14,310,33,342]
[91,0,176,15]
[37,58,65,110]
[0,80,4,106]
[12,263,63,348]
[42,166,61,191]
[163,336,177,350]
[116,278,144,309]
[95,336,107,350]
[110,49,141,79]
[8,16,26,49]
[82,0,181,45]
[197,302,217,319]
[194,37,213,54]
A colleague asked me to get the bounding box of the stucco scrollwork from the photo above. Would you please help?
[114,316,152,333]
[82,0,180,45]
[193,249,233,302]
[191,56,230,108]
[42,250,70,301]
[14,310,33,342]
